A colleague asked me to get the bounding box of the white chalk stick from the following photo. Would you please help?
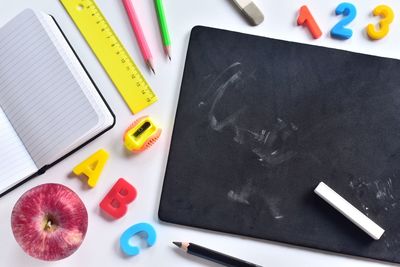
[314,182,385,240]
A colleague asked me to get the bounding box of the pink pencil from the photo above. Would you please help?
[122,0,155,74]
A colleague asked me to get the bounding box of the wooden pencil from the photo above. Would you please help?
[154,0,171,60]
[173,242,263,267]
[122,0,156,74]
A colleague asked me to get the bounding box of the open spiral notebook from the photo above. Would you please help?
[0,9,115,195]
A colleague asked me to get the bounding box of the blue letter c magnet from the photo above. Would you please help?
[120,222,157,256]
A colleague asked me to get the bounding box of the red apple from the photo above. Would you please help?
[11,183,88,261]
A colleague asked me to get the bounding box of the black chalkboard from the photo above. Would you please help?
[159,26,400,264]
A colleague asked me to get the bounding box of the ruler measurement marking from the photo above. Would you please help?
[61,0,157,113]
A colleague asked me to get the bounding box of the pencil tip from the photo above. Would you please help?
[173,242,182,248]
[150,65,156,75]
[146,61,156,75]
[164,46,171,61]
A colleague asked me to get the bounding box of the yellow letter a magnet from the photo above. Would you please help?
[72,149,109,188]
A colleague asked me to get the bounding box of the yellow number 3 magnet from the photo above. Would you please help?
[367,5,394,40]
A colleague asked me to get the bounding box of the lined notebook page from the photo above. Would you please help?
[37,12,114,149]
[0,108,37,192]
[0,10,98,168]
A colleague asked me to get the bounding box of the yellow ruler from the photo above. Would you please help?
[60,0,157,114]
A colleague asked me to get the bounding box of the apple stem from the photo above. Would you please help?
[46,220,52,229]
[42,214,58,232]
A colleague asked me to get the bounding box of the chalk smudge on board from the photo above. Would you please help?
[251,118,298,166]
[199,62,298,167]
[227,190,250,205]
[198,62,247,134]
[199,62,242,103]
[227,190,250,204]
[208,71,246,132]
[227,185,285,220]
[227,180,253,205]
[349,176,398,214]
[383,232,400,249]
[374,178,395,202]
[265,197,284,220]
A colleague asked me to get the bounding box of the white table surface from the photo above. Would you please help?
[1,0,400,266]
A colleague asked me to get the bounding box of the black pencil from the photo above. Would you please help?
[173,242,263,267]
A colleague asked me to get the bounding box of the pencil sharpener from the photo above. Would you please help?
[123,116,161,153]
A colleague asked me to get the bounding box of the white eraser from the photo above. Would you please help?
[231,0,264,26]
[314,182,385,240]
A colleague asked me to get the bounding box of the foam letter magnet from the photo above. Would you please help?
[100,178,137,219]
[72,149,109,187]
[120,222,157,256]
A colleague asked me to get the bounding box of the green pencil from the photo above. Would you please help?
[154,0,171,60]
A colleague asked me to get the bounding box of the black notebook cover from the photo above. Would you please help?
[159,26,400,264]
[0,15,115,197]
